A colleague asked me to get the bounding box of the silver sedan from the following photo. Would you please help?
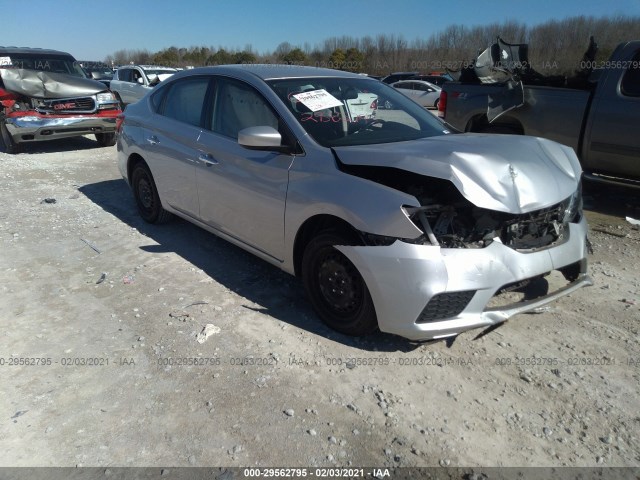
[391,79,442,108]
[116,65,591,341]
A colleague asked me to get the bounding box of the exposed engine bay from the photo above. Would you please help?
[342,164,580,250]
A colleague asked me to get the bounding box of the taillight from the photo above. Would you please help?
[115,114,124,133]
[438,91,447,118]
[371,99,378,109]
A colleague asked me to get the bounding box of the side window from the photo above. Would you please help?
[131,69,142,84]
[395,82,409,89]
[149,86,166,112]
[117,69,131,82]
[212,78,278,139]
[161,77,210,127]
[621,52,640,97]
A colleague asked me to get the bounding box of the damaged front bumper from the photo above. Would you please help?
[337,217,591,341]
[5,113,118,142]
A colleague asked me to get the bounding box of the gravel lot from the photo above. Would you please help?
[0,137,639,470]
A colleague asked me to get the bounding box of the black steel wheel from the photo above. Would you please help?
[131,163,171,224]
[302,232,377,336]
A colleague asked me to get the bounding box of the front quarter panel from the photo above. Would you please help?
[283,149,423,272]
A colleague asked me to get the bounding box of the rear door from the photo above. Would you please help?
[141,76,211,218]
[583,49,640,179]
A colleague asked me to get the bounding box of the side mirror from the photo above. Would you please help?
[136,77,144,85]
[238,126,290,153]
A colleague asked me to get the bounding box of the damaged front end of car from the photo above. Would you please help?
[330,135,592,340]
[0,67,120,151]
[401,179,583,251]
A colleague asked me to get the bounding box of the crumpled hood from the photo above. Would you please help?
[333,133,582,213]
[0,68,107,98]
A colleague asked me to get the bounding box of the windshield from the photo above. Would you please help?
[3,54,87,77]
[267,77,448,147]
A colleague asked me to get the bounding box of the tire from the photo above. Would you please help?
[131,163,171,224]
[95,132,116,147]
[302,232,378,336]
[0,118,19,154]
[433,98,440,110]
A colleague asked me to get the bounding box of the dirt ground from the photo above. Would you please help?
[0,136,639,470]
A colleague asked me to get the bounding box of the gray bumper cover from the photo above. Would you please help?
[337,217,591,340]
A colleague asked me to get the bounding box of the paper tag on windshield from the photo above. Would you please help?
[292,89,342,112]
[0,57,12,66]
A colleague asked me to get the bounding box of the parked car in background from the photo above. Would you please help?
[110,65,177,106]
[117,64,590,341]
[381,71,419,84]
[409,74,451,87]
[80,61,114,88]
[0,46,121,153]
[391,80,442,108]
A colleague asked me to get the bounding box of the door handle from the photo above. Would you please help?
[198,153,219,166]
[146,136,159,145]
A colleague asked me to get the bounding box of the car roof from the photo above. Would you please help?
[116,65,177,71]
[168,64,369,82]
[392,79,441,88]
[138,65,177,71]
[0,46,74,57]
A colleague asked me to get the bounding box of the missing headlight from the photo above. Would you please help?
[403,192,578,251]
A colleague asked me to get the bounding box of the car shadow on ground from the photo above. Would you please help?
[80,179,429,353]
[16,136,107,154]
[583,181,640,221]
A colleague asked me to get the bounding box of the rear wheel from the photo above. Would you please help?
[0,118,18,154]
[131,163,171,224]
[95,132,116,147]
[302,232,378,336]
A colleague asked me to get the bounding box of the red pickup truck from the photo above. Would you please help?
[0,46,121,153]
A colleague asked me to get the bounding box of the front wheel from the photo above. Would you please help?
[302,232,378,336]
[0,118,19,154]
[95,132,116,147]
[131,163,171,224]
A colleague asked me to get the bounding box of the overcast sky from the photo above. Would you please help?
[2,0,638,60]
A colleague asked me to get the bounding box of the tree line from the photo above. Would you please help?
[104,15,640,76]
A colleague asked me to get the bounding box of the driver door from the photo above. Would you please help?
[195,77,293,261]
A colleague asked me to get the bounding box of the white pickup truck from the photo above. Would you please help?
[110,65,177,106]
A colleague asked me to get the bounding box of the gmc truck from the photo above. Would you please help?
[439,39,640,188]
[0,47,121,154]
